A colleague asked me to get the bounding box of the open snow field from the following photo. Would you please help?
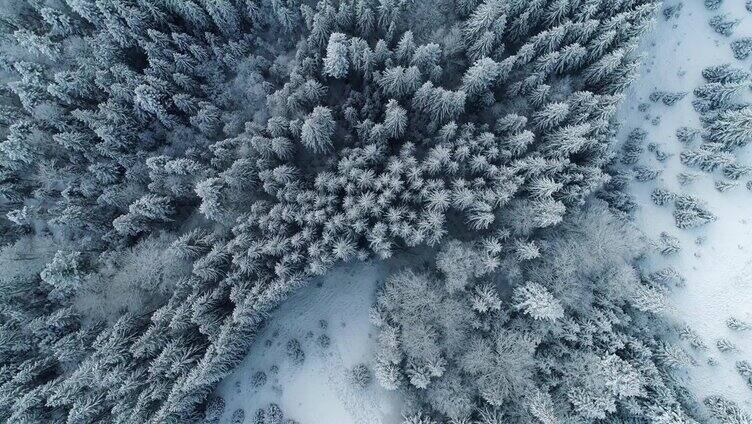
[214,257,426,424]
[617,0,752,409]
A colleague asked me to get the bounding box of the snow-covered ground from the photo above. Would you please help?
[616,0,752,409]
[214,257,426,424]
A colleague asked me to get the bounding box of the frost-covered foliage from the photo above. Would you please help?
[708,14,739,37]
[251,403,298,424]
[609,62,752,233]
[371,201,699,423]
[0,0,662,422]
[684,63,752,204]
[349,363,373,388]
[730,37,752,60]
[704,396,752,424]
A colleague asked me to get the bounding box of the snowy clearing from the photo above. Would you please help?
[214,257,431,424]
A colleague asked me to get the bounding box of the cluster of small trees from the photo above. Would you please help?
[611,63,752,231]
[0,0,664,422]
[371,201,700,423]
[686,63,752,198]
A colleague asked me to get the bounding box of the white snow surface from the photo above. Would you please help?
[214,257,424,424]
[617,0,752,410]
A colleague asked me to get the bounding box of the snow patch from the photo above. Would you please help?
[215,259,416,424]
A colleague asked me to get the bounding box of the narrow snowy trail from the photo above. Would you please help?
[617,0,752,409]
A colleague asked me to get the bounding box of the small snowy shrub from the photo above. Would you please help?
[737,361,752,378]
[709,15,740,37]
[231,408,245,424]
[651,91,686,106]
[704,396,752,422]
[621,128,647,165]
[317,334,331,348]
[680,148,735,172]
[679,325,709,350]
[663,3,684,20]
[252,409,266,424]
[655,343,691,368]
[676,127,700,144]
[702,64,750,84]
[251,371,267,388]
[653,147,671,162]
[717,338,737,352]
[349,363,373,388]
[727,317,752,331]
[704,0,722,10]
[252,404,298,424]
[677,172,700,186]
[723,163,752,180]
[204,397,225,424]
[651,188,676,206]
[658,232,681,256]
[731,38,752,60]
[673,195,716,229]
[634,165,662,182]
[715,180,739,192]
[265,404,284,424]
[286,339,305,365]
[649,267,686,287]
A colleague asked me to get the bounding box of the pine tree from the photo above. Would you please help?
[512,281,564,321]
[301,106,335,153]
[462,58,500,99]
[705,106,752,149]
[323,32,350,78]
[40,251,84,303]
